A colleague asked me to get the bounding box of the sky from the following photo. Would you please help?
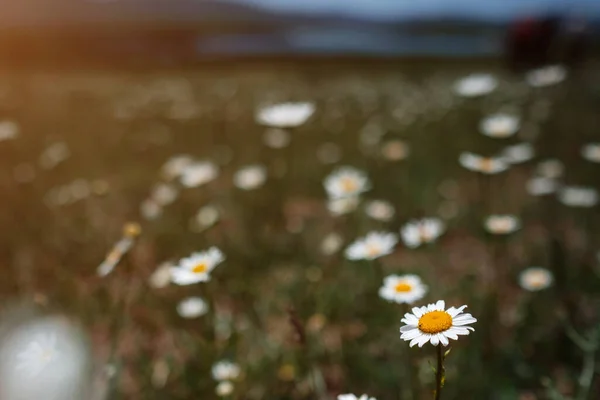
[238,0,600,21]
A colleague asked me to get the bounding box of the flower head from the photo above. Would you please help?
[558,186,598,208]
[327,196,360,216]
[170,247,225,285]
[180,161,219,188]
[345,232,398,260]
[256,102,315,128]
[502,143,535,164]
[484,215,520,235]
[480,114,520,138]
[526,177,558,196]
[177,297,209,319]
[526,65,567,87]
[233,165,267,190]
[400,300,476,347]
[216,381,234,397]
[519,267,553,291]
[324,167,370,199]
[364,200,395,222]
[379,275,427,305]
[459,152,509,174]
[453,73,497,97]
[401,218,445,248]
[581,143,600,163]
[212,361,241,381]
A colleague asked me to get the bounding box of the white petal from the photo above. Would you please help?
[409,336,421,347]
[430,335,439,346]
[435,300,445,310]
[443,330,459,340]
[401,329,422,341]
[438,333,449,346]
[447,305,467,317]
[453,318,477,326]
[412,307,424,318]
[417,334,431,347]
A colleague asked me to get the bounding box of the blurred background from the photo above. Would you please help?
[0,1,599,400]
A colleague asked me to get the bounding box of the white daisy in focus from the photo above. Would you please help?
[0,120,19,141]
[558,186,598,208]
[170,247,225,285]
[581,143,600,163]
[379,274,427,305]
[526,65,567,88]
[480,114,520,138]
[161,155,193,180]
[212,361,241,381]
[338,394,377,400]
[502,143,534,164]
[364,200,395,222]
[15,333,57,378]
[484,215,521,235]
[263,128,291,149]
[233,165,267,190]
[324,167,370,199]
[255,102,315,128]
[401,218,445,248]
[519,267,553,291]
[177,297,209,319]
[345,232,398,260]
[327,196,360,216]
[536,159,564,179]
[180,161,219,188]
[453,73,497,97]
[216,381,234,397]
[526,177,558,196]
[459,152,509,174]
[400,300,477,347]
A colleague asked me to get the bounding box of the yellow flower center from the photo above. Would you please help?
[366,244,381,257]
[395,283,412,293]
[192,263,208,274]
[341,177,358,193]
[480,158,493,172]
[418,311,453,334]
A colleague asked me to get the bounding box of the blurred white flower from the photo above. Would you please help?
[502,143,534,164]
[364,200,395,222]
[484,215,521,235]
[526,65,567,87]
[140,199,163,221]
[255,102,315,128]
[324,167,370,199]
[170,247,225,285]
[193,204,220,231]
[526,177,558,196]
[263,128,291,149]
[39,142,70,170]
[150,183,178,206]
[519,267,553,291]
[327,196,360,216]
[212,361,241,381]
[459,152,509,174]
[338,395,377,400]
[345,232,398,260]
[321,232,344,255]
[180,161,218,188]
[536,159,564,179]
[233,165,267,190]
[176,297,209,319]
[148,262,173,289]
[161,155,193,180]
[581,143,600,163]
[215,381,234,397]
[480,114,520,138]
[401,218,445,248]
[381,140,410,161]
[453,73,497,97]
[0,120,19,141]
[379,274,427,305]
[558,186,598,208]
[0,317,90,400]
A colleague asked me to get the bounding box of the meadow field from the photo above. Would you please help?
[0,59,599,399]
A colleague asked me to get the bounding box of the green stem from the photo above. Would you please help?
[435,344,444,400]
[576,349,596,400]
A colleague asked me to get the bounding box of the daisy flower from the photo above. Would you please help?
[400,300,477,347]
[484,215,521,235]
[526,65,567,88]
[180,161,219,188]
[459,152,509,174]
[453,73,497,97]
[345,232,398,260]
[526,177,558,196]
[379,274,427,305]
[480,114,520,138]
[170,247,225,285]
[321,232,344,256]
[327,196,360,216]
[338,395,377,400]
[212,361,241,381]
[401,218,445,248]
[581,143,600,163]
[216,381,234,397]
[519,267,553,291]
[324,167,370,199]
[15,333,58,378]
[502,143,535,164]
[233,165,267,190]
[558,186,598,208]
[176,297,209,319]
[255,102,315,128]
[364,199,395,222]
